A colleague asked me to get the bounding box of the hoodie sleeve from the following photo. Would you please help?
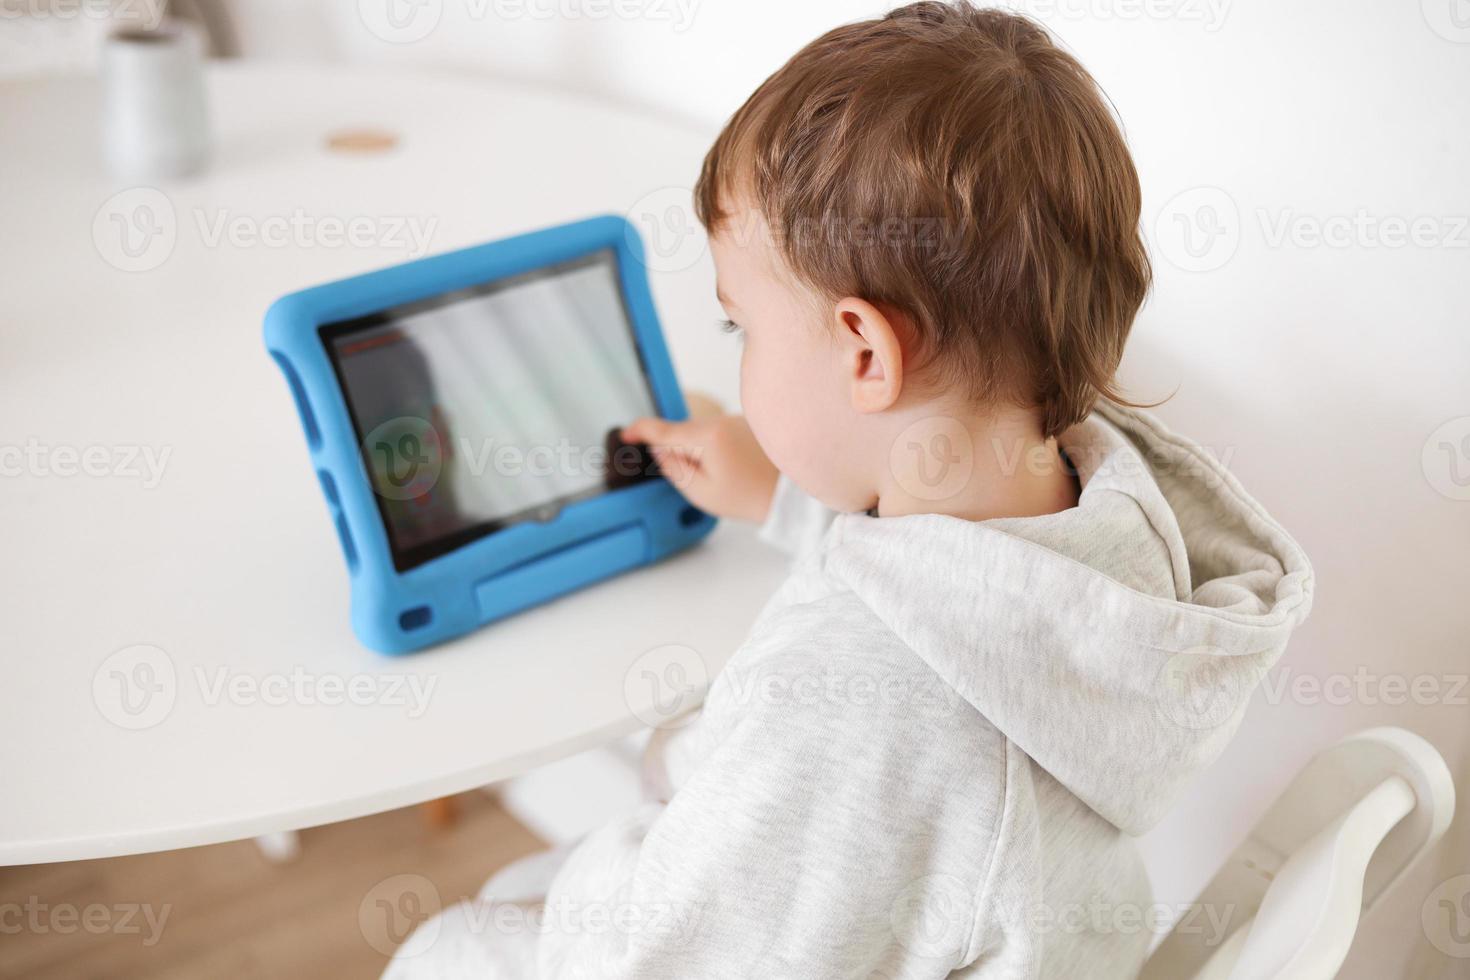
[757,474,838,557]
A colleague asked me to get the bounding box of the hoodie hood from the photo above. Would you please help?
[822,403,1314,836]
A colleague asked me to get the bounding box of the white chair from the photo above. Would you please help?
[1141,727,1456,980]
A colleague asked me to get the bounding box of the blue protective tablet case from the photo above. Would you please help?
[264,215,715,654]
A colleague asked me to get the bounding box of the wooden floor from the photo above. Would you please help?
[0,794,545,979]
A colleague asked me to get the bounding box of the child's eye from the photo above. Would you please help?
[718,318,742,335]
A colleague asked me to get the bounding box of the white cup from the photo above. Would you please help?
[101,21,210,182]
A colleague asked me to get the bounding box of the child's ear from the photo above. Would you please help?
[833,297,905,414]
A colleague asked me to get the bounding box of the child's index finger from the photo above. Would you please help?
[621,416,680,446]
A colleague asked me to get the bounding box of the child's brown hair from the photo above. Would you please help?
[695,1,1151,438]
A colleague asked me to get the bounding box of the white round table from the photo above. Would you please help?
[0,64,788,864]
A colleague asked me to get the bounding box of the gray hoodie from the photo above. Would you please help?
[386,403,1314,979]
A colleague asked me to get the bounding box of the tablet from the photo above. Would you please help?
[264,215,714,653]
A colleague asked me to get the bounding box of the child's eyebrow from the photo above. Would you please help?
[716,286,738,310]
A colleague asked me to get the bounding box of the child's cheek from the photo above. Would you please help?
[739,340,792,473]
[737,340,770,441]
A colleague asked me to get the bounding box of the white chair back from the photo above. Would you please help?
[1140,727,1456,980]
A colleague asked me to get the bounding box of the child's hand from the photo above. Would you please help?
[621,413,779,523]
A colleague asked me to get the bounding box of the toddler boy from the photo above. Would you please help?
[391,3,1312,977]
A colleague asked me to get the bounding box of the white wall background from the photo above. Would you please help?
[10,0,1466,975]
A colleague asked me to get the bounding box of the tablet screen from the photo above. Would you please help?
[322,249,659,571]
